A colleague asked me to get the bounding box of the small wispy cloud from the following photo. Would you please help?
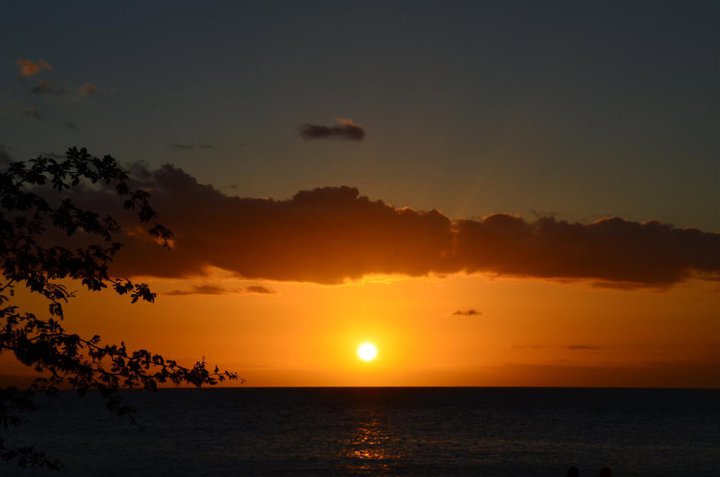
[31,80,68,96]
[453,309,482,316]
[299,117,365,141]
[75,83,98,98]
[245,285,276,294]
[16,59,108,100]
[566,345,604,351]
[29,80,106,100]
[24,107,43,121]
[17,59,52,77]
[171,142,215,151]
[166,285,230,296]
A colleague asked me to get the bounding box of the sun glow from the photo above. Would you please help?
[357,342,378,362]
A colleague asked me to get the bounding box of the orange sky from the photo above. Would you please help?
[7,268,718,388]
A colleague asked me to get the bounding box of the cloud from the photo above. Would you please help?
[17,59,52,77]
[245,285,276,294]
[24,107,43,121]
[16,60,106,99]
[31,80,68,96]
[0,145,13,165]
[61,164,719,286]
[75,83,98,98]
[171,143,215,151]
[514,344,605,351]
[29,80,106,100]
[165,284,276,296]
[453,309,482,316]
[166,285,230,296]
[299,118,365,141]
[40,151,66,160]
[454,215,720,286]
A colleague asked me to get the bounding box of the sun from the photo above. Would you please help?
[357,342,378,362]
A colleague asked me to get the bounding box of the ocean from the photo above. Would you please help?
[2,387,719,476]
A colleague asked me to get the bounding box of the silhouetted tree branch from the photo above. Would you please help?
[0,147,240,470]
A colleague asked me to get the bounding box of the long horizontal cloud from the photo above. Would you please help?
[171,142,215,151]
[165,285,276,296]
[67,164,719,287]
[299,118,365,141]
[29,80,103,100]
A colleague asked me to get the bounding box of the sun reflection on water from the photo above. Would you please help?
[344,412,401,473]
[350,418,387,460]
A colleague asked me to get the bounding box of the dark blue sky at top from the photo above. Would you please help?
[1,0,717,230]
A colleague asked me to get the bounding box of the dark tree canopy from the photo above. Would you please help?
[0,147,239,470]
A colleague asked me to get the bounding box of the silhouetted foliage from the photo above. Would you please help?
[0,147,240,470]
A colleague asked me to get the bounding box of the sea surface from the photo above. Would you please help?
[2,387,719,476]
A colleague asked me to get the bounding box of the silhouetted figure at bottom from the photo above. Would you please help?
[599,467,612,477]
[566,466,579,477]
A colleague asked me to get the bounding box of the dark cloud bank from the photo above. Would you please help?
[70,164,719,287]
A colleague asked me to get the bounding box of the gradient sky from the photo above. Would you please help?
[2,1,719,387]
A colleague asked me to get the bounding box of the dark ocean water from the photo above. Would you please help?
[2,388,719,476]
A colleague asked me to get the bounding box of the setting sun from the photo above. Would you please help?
[357,342,378,362]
